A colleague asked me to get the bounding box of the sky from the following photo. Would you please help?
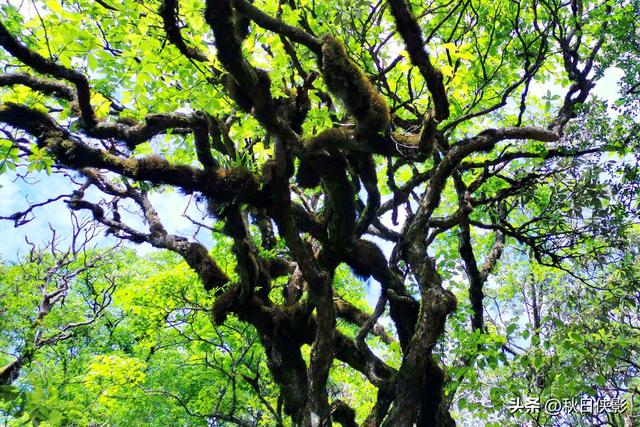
[0,170,214,260]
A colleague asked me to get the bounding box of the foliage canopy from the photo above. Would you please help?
[0,0,639,425]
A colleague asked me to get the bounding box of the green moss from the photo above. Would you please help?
[115,116,139,126]
[419,116,436,155]
[391,132,419,148]
[320,35,389,137]
[138,155,170,171]
[305,127,352,151]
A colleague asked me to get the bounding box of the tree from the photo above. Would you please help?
[0,216,118,388]
[0,0,638,425]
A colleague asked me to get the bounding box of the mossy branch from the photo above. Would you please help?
[320,36,390,138]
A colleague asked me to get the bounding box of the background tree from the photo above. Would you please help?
[0,216,118,388]
[0,0,638,425]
